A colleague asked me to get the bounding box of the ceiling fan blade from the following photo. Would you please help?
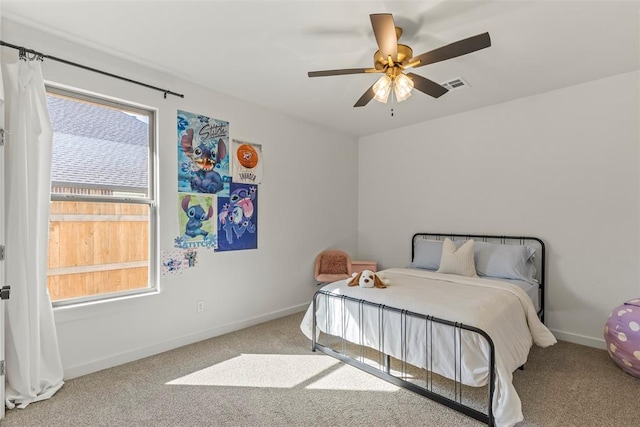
[410,32,491,68]
[407,73,448,98]
[308,68,379,77]
[354,84,376,107]
[370,13,398,63]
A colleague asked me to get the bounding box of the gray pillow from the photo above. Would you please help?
[410,239,466,270]
[473,241,536,283]
[410,239,443,270]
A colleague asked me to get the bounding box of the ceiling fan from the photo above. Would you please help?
[308,13,491,107]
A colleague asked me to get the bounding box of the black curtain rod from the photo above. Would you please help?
[0,40,184,99]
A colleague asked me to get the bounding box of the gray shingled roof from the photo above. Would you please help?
[47,94,149,192]
[51,134,148,193]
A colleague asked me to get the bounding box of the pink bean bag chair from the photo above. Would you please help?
[604,299,640,378]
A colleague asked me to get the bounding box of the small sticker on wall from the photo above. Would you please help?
[183,249,199,268]
[161,249,200,276]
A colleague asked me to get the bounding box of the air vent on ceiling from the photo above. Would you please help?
[440,77,470,91]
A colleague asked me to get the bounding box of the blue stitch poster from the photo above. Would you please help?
[175,193,217,250]
[177,110,230,197]
[216,182,258,251]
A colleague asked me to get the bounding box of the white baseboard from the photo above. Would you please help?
[549,328,606,350]
[63,303,309,380]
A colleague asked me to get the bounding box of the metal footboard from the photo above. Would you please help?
[311,290,496,426]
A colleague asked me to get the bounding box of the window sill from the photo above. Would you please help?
[52,288,160,324]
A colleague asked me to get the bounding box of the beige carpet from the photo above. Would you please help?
[2,311,638,426]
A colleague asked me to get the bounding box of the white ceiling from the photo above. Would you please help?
[3,1,639,137]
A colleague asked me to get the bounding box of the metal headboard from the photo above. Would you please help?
[412,233,546,323]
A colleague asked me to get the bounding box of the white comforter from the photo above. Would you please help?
[300,268,556,427]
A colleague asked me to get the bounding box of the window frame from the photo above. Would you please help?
[46,84,158,307]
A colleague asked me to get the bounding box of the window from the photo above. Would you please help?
[45,86,157,306]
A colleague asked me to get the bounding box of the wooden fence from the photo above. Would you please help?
[47,201,149,301]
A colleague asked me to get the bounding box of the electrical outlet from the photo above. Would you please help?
[197,300,204,313]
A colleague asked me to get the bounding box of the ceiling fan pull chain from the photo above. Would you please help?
[390,90,395,117]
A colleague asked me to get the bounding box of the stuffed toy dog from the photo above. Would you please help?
[348,270,388,288]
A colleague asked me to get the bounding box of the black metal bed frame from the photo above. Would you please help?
[310,232,546,427]
[312,291,497,425]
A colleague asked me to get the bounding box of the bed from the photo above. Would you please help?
[300,233,557,427]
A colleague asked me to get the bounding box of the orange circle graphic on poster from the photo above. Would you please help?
[237,144,259,169]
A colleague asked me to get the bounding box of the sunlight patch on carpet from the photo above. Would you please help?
[166,354,340,388]
[305,364,400,391]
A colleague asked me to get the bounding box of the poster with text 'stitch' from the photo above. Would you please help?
[177,110,230,197]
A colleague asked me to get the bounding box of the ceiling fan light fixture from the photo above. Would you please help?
[373,74,392,103]
[394,73,414,102]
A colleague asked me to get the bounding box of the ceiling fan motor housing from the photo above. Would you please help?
[374,42,413,71]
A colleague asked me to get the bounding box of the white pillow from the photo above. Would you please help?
[437,238,478,277]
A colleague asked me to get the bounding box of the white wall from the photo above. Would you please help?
[358,70,640,348]
[1,19,359,378]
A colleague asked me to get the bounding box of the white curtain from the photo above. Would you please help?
[3,59,64,409]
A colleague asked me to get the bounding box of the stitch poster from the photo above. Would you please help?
[175,193,217,249]
[178,110,230,197]
[216,183,258,252]
[232,139,263,184]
